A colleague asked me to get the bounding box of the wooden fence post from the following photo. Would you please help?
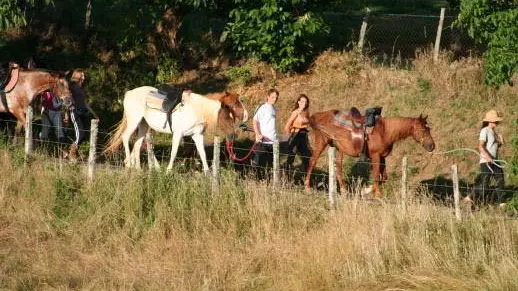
[87,119,98,183]
[24,106,33,162]
[401,156,408,213]
[451,164,462,221]
[358,8,371,53]
[328,146,337,207]
[146,131,156,170]
[434,8,446,62]
[212,136,220,195]
[273,140,280,187]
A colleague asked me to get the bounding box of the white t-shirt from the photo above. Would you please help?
[479,126,500,163]
[253,103,277,144]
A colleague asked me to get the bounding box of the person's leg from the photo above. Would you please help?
[474,163,492,204]
[70,110,85,146]
[49,110,64,142]
[79,114,90,144]
[492,164,505,203]
[40,110,50,140]
[68,110,85,161]
[284,133,298,171]
[298,132,312,173]
[252,143,265,178]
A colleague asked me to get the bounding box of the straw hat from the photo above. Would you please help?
[483,109,503,123]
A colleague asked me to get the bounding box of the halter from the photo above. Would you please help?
[224,99,244,119]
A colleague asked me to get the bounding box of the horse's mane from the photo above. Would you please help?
[182,92,222,132]
[378,117,417,143]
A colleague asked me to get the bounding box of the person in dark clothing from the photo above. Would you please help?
[282,94,312,173]
[65,69,98,161]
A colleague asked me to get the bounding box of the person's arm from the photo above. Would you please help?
[253,119,262,142]
[283,110,298,135]
[252,105,264,142]
[479,140,493,163]
[479,128,493,163]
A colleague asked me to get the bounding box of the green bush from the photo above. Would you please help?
[156,55,182,84]
[224,65,253,85]
[223,1,329,72]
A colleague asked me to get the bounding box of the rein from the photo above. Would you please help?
[225,139,257,162]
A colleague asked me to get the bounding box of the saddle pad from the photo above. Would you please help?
[332,110,362,129]
[146,94,168,112]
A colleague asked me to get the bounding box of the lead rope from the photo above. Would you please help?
[429,148,507,173]
[225,139,257,162]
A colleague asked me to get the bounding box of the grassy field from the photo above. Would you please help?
[0,147,517,290]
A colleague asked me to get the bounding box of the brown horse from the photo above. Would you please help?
[1,64,72,136]
[304,110,435,197]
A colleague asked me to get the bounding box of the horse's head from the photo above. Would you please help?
[219,91,249,123]
[50,73,73,107]
[412,114,435,152]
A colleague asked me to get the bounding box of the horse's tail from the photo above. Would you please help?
[103,113,127,156]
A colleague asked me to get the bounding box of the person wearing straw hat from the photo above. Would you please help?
[474,109,505,203]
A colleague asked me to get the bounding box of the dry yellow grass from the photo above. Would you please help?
[0,148,517,290]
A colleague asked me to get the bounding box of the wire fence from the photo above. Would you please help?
[2,107,515,218]
[323,9,484,65]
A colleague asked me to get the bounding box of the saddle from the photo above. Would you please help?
[0,62,20,111]
[332,106,382,153]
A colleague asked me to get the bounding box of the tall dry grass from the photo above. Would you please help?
[1,148,517,290]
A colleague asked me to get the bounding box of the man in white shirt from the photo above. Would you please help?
[251,89,279,176]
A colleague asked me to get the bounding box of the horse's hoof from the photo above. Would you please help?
[360,186,373,197]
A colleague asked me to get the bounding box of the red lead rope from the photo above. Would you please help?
[225,139,257,162]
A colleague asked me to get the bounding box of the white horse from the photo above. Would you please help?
[105,86,248,173]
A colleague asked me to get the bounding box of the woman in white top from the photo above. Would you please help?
[475,109,505,203]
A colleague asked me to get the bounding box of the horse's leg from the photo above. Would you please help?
[145,130,160,169]
[380,156,388,183]
[370,154,382,198]
[131,122,148,170]
[11,110,26,144]
[335,150,346,196]
[191,133,210,176]
[166,132,183,172]
[304,130,329,192]
[122,117,142,168]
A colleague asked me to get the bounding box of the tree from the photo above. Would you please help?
[0,0,54,30]
[222,0,329,72]
[456,0,518,87]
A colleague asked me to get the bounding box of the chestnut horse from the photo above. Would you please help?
[305,110,435,197]
[0,64,72,136]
